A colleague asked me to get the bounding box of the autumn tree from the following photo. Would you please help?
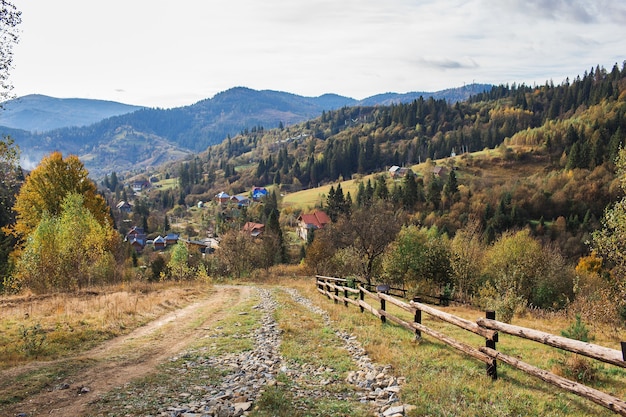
[8,152,111,242]
[167,242,193,280]
[449,218,485,301]
[382,225,451,292]
[12,193,118,293]
[215,230,257,278]
[593,148,626,314]
[332,201,403,285]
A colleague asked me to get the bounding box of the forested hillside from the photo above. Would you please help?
[1,85,491,177]
[104,63,626,323]
[4,63,626,329]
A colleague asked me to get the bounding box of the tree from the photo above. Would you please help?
[0,136,20,226]
[0,136,20,285]
[449,219,485,301]
[382,225,451,291]
[0,1,21,101]
[215,230,257,278]
[13,193,118,293]
[7,152,112,242]
[333,201,403,285]
[167,242,193,281]
[593,148,626,309]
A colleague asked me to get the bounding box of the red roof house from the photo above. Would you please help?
[297,210,331,241]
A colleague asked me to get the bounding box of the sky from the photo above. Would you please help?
[8,0,626,109]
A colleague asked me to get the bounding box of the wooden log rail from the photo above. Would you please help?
[477,318,626,368]
[480,346,626,415]
[314,274,626,416]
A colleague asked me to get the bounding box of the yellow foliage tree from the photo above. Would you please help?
[6,152,111,241]
[13,193,118,293]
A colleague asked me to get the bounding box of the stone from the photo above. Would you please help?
[233,401,252,412]
[383,405,405,416]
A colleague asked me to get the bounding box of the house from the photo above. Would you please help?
[153,235,166,250]
[243,221,265,237]
[297,210,331,241]
[215,191,230,204]
[433,166,447,177]
[131,180,150,193]
[389,165,413,178]
[165,233,180,245]
[116,200,132,213]
[231,195,250,208]
[125,226,147,252]
[251,186,268,201]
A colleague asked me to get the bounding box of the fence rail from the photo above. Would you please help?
[315,275,626,416]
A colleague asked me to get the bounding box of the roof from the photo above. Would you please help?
[231,195,250,203]
[243,222,265,236]
[216,191,230,199]
[298,210,331,229]
[165,233,179,241]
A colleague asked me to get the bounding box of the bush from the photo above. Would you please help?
[19,323,47,357]
[561,314,593,342]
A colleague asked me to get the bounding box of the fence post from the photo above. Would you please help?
[486,310,498,380]
[325,280,331,300]
[359,287,364,313]
[334,284,339,304]
[413,296,422,339]
[344,286,348,307]
[380,296,386,324]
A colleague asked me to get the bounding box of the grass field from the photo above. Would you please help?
[3,275,625,416]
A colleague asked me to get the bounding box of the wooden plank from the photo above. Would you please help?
[477,318,626,368]
[378,292,415,314]
[480,346,626,416]
[358,299,381,318]
[315,275,348,283]
[410,299,497,341]
[358,285,380,301]
[345,297,360,307]
[377,309,492,364]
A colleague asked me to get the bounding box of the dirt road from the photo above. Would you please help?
[0,285,251,417]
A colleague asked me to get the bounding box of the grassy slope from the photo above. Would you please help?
[281,146,547,211]
[286,277,626,417]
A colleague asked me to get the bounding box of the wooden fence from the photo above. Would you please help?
[315,275,626,416]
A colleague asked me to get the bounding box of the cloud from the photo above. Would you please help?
[490,0,626,24]
[415,57,479,70]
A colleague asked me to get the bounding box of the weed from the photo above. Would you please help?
[19,323,46,357]
[553,354,598,383]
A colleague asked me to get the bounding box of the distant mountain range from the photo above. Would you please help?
[0,94,144,132]
[0,84,492,177]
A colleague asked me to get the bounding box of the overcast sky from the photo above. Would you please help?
[9,0,626,109]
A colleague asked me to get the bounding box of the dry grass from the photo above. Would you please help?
[280,277,626,417]
[0,281,211,368]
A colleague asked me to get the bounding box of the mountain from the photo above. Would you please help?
[0,94,144,132]
[0,85,492,177]
[356,83,492,106]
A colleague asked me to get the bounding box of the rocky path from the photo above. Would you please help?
[153,287,413,417]
[4,285,412,417]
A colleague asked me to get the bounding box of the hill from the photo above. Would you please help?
[0,94,144,131]
[0,85,492,177]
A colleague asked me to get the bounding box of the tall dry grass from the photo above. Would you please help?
[0,281,211,368]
